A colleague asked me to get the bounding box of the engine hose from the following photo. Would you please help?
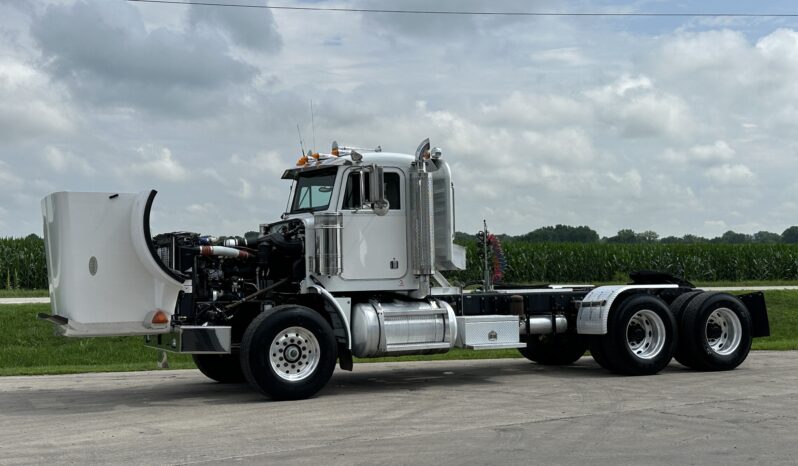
[196,245,252,259]
[224,277,290,310]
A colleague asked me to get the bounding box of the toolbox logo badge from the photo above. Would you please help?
[488,330,498,341]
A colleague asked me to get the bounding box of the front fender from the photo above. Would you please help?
[305,285,352,350]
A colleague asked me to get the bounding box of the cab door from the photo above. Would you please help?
[338,168,407,280]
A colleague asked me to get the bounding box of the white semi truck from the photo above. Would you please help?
[40,139,770,400]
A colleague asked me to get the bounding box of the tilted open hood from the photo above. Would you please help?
[41,190,183,336]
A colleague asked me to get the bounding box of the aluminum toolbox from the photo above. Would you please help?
[455,315,525,350]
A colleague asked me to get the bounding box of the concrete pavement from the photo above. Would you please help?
[1,352,797,465]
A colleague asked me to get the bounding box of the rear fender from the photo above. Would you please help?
[576,284,679,335]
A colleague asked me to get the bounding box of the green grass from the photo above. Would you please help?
[2,290,796,376]
[751,290,798,350]
[0,289,49,298]
[0,304,195,376]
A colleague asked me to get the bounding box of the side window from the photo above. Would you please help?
[384,173,400,209]
[342,171,401,210]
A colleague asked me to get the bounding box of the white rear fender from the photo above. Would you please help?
[576,284,679,335]
[41,190,184,336]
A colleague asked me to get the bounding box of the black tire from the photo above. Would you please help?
[240,305,337,400]
[588,336,619,372]
[668,290,703,368]
[680,292,752,371]
[519,333,588,365]
[193,354,246,383]
[595,294,677,375]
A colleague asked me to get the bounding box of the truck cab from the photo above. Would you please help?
[278,145,464,297]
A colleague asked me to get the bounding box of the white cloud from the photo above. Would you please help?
[188,2,281,52]
[479,92,592,129]
[607,169,643,197]
[230,150,290,177]
[0,161,23,191]
[29,0,260,115]
[187,203,215,214]
[690,141,735,163]
[0,1,796,239]
[123,146,188,182]
[585,75,694,139]
[529,47,591,66]
[706,164,755,185]
[236,178,253,200]
[44,146,95,176]
[0,58,74,141]
[662,140,735,165]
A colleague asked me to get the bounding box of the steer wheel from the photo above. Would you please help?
[240,305,337,400]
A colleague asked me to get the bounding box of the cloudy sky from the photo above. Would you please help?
[2,0,798,238]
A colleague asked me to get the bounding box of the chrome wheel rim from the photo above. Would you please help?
[626,309,666,359]
[705,308,742,356]
[269,326,320,382]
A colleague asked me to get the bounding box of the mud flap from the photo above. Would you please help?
[737,291,770,338]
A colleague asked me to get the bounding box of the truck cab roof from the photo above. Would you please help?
[282,152,416,180]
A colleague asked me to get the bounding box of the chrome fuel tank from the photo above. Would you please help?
[351,299,457,358]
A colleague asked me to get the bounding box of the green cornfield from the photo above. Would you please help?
[0,236,48,289]
[447,241,798,284]
[2,236,798,289]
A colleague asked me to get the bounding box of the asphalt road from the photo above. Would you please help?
[1,352,797,465]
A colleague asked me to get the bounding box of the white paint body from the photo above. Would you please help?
[41,191,183,336]
[576,284,679,335]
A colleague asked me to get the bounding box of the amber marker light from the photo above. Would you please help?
[151,309,169,325]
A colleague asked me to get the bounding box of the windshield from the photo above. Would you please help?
[290,168,337,213]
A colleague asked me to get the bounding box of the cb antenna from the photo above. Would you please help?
[310,100,316,153]
[296,123,306,155]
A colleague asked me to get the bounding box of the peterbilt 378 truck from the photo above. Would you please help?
[40,139,770,400]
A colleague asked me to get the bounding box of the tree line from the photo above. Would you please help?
[456,225,798,244]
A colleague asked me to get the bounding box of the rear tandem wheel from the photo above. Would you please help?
[678,292,752,371]
[590,294,677,375]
